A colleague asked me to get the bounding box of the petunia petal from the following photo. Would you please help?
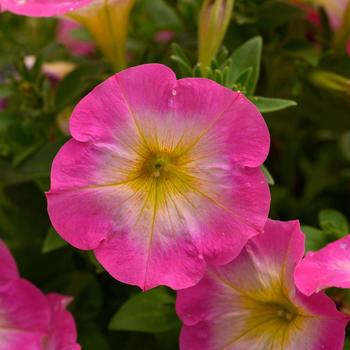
[1,0,92,17]
[189,166,270,266]
[95,228,206,291]
[0,279,50,333]
[69,64,176,145]
[295,235,350,295]
[0,240,19,282]
[44,293,81,350]
[0,330,44,350]
[174,78,270,168]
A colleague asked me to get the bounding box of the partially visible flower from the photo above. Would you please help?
[176,219,348,350]
[57,19,95,56]
[42,294,80,350]
[293,0,350,55]
[295,234,350,295]
[42,61,76,80]
[198,0,235,74]
[1,0,136,71]
[154,30,176,44]
[24,55,76,81]
[0,0,91,17]
[313,0,348,27]
[312,0,350,54]
[46,63,270,291]
[0,240,80,349]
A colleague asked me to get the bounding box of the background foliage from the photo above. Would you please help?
[1,0,350,348]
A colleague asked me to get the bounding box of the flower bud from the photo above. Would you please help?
[309,70,350,95]
[198,0,235,74]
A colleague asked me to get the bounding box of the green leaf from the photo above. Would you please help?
[87,251,105,274]
[227,36,262,96]
[259,1,304,28]
[261,165,275,185]
[232,67,253,92]
[42,227,67,253]
[144,0,181,29]
[319,209,349,238]
[301,225,327,251]
[55,64,103,111]
[252,97,297,113]
[109,287,180,333]
[170,43,193,77]
[78,326,111,350]
[344,338,350,350]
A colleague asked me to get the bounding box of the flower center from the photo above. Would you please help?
[276,305,295,322]
[146,153,171,179]
[260,299,299,325]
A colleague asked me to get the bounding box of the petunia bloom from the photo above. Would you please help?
[292,0,350,55]
[295,234,350,295]
[46,63,270,291]
[0,0,92,17]
[1,0,136,71]
[176,219,348,350]
[57,19,95,57]
[315,0,350,54]
[0,240,80,350]
[24,55,76,82]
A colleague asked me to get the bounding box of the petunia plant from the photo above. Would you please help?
[1,0,350,349]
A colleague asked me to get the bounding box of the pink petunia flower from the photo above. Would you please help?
[176,219,349,350]
[46,63,270,291]
[294,0,350,54]
[314,0,348,29]
[0,0,92,17]
[153,30,176,44]
[0,240,80,350]
[57,19,95,57]
[295,234,350,295]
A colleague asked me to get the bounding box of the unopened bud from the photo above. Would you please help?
[309,70,350,95]
[198,0,235,74]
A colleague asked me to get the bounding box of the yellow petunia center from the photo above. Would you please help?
[261,299,298,324]
[108,114,229,244]
[123,127,210,210]
[141,152,172,179]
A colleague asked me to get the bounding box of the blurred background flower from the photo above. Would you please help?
[56,19,95,57]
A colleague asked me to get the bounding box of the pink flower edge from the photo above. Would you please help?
[0,240,80,349]
[295,234,350,295]
[1,0,93,17]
